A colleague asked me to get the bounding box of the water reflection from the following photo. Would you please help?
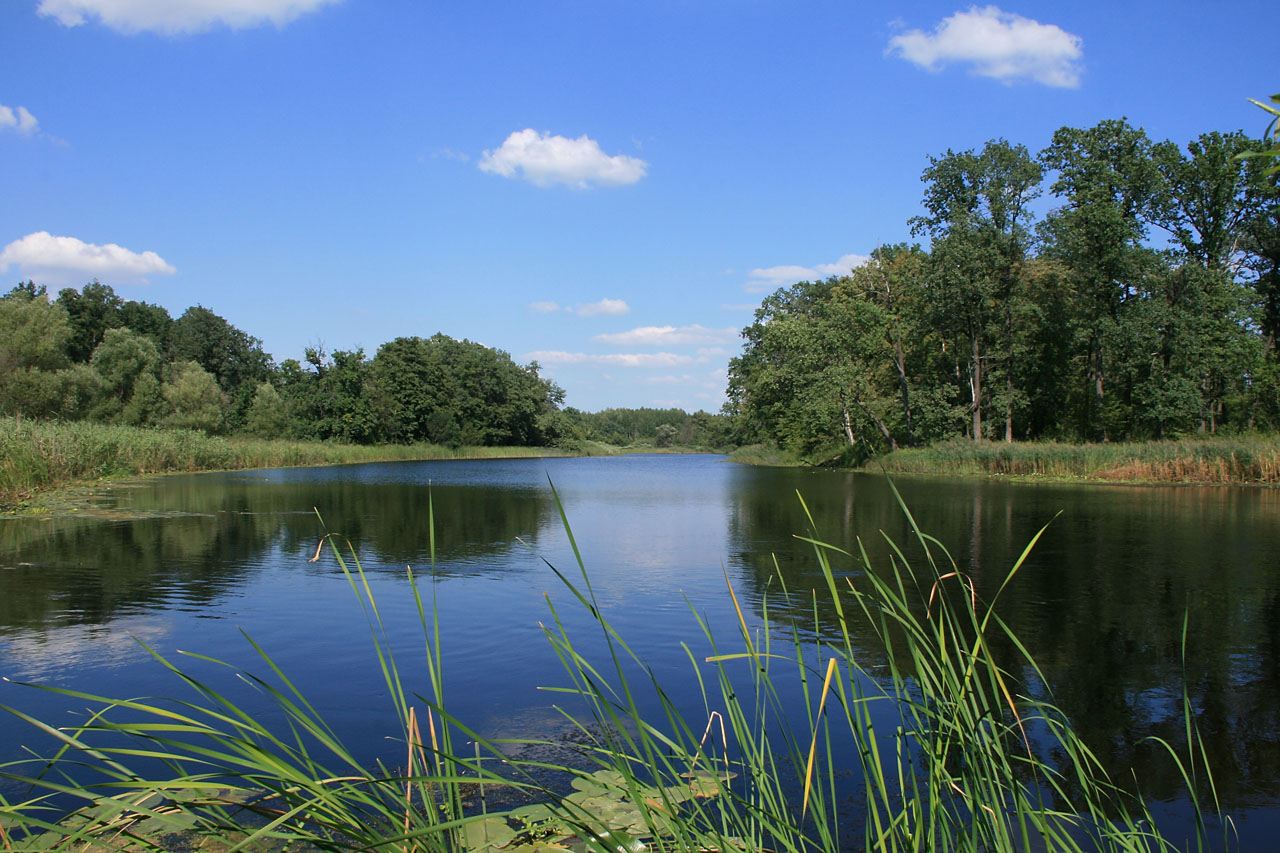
[2,457,1279,838]
[726,472,1280,809]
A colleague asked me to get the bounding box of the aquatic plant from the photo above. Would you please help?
[0,485,1225,851]
[873,435,1280,484]
[0,415,572,510]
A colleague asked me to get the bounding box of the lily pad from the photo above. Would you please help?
[464,816,519,851]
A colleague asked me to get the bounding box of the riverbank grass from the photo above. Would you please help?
[0,488,1224,851]
[872,435,1280,484]
[0,416,579,511]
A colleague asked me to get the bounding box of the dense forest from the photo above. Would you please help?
[0,281,569,447]
[0,281,732,449]
[727,118,1280,460]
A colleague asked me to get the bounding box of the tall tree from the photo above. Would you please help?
[1040,119,1162,440]
[56,281,123,363]
[912,139,1043,441]
[169,306,273,425]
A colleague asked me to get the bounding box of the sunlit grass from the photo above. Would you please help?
[0,485,1227,851]
[0,416,573,510]
[873,435,1280,484]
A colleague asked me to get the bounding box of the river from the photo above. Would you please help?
[2,454,1278,846]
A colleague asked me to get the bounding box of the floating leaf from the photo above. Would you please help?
[464,816,519,851]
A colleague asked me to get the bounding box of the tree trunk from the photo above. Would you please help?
[848,399,898,451]
[1004,372,1014,442]
[970,334,983,441]
[892,338,915,446]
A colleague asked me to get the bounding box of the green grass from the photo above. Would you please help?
[871,435,1280,484]
[726,443,807,467]
[0,486,1226,851]
[0,416,575,511]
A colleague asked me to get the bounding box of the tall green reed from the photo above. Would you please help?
[0,483,1226,851]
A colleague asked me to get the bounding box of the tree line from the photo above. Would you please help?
[0,281,567,447]
[727,119,1280,460]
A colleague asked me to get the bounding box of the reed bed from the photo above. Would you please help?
[873,436,1280,484]
[0,416,572,510]
[0,487,1224,851]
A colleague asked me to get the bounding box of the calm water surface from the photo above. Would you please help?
[3,454,1279,844]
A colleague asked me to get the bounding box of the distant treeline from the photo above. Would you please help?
[0,281,729,451]
[558,406,734,449]
[728,119,1280,460]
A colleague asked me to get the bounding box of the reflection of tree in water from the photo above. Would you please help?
[1,475,554,634]
[0,514,274,634]
[726,471,1280,810]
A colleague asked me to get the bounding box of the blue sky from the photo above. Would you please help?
[1,1,1275,413]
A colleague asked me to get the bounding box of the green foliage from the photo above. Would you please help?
[0,286,71,373]
[734,117,1280,454]
[163,361,227,434]
[56,280,123,363]
[89,327,162,420]
[560,406,732,449]
[1241,93,1280,176]
[372,334,560,447]
[242,381,290,438]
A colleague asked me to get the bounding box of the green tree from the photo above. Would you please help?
[371,334,561,447]
[90,328,162,419]
[162,361,227,434]
[0,286,77,418]
[912,139,1043,441]
[243,382,291,438]
[1040,119,1163,439]
[169,306,273,426]
[57,281,124,363]
[0,286,71,373]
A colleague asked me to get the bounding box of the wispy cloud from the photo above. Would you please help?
[592,324,736,347]
[745,252,868,292]
[479,129,648,188]
[0,231,176,285]
[887,6,1083,88]
[529,300,561,313]
[0,104,39,136]
[572,298,630,317]
[525,351,695,368]
[37,0,339,34]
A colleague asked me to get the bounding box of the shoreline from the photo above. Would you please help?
[860,436,1280,486]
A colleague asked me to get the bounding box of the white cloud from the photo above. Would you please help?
[573,298,630,317]
[0,105,39,135]
[37,0,339,34]
[529,300,561,313]
[592,324,737,347]
[887,6,1083,88]
[525,351,696,368]
[642,374,700,386]
[745,253,868,292]
[0,231,176,285]
[478,129,648,188]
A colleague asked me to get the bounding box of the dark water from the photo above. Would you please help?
[2,455,1279,844]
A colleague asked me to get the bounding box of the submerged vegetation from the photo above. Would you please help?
[0,489,1226,851]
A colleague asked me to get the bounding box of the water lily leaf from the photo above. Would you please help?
[464,816,518,851]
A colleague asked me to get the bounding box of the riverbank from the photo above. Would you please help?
[868,435,1280,484]
[0,416,583,512]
